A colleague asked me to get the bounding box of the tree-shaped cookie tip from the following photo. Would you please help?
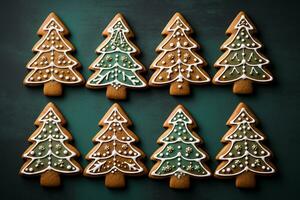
[213,11,273,94]
[86,14,147,100]
[149,13,210,96]
[84,103,147,188]
[149,105,211,189]
[214,102,276,188]
[24,12,84,96]
[20,102,82,187]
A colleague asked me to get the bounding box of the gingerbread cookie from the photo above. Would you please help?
[84,103,147,188]
[86,13,147,100]
[149,13,210,96]
[213,11,273,94]
[149,105,211,189]
[214,102,276,188]
[23,12,84,96]
[19,102,82,187]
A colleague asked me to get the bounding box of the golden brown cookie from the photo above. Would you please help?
[23,12,84,96]
[19,102,82,187]
[86,13,147,100]
[84,103,147,188]
[149,105,211,189]
[213,11,273,94]
[214,102,276,188]
[149,13,210,96]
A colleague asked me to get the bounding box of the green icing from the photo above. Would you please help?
[153,110,209,177]
[162,123,196,143]
[217,110,274,175]
[219,154,272,174]
[227,123,263,140]
[88,21,145,88]
[170,111,190,123]
[223,140,266,158]
[218,27,271,82]
[156,156,208,176]
[101,28,133,52]
[226,27,259,49]
[23,111,78,174]
[157,142,203,160]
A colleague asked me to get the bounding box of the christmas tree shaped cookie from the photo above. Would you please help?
[24,12,84,96]
[213,11,273,94]
[149,105,211,189]
[215,102,276,188]
[149,13,210,96]
[86,13,147,100]
[84,103,147,188]
[20,102,82,187]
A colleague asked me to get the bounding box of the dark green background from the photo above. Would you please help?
[1,0,299,199]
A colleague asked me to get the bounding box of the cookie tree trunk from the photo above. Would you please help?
[170,81,190,96]
[40,170,61,187]
[44,81,62,96]
[169,175,190,189]
[235,171,256,189]
[233,79,253,94]
[106,85,127,100]
[105,172,126,188]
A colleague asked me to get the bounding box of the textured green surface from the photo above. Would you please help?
[0,0,299,199]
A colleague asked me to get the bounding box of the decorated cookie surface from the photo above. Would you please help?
[86,13,147,100]
[149,13,210,96]
[149,105,211,189]
[84,103,147,188]
[20,102,82,187]
[214,102,276,188]
[213,11,273,94]
[24,12,84,96]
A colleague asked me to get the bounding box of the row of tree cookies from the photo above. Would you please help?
[20,102,276,189]
[24,11,273,99]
